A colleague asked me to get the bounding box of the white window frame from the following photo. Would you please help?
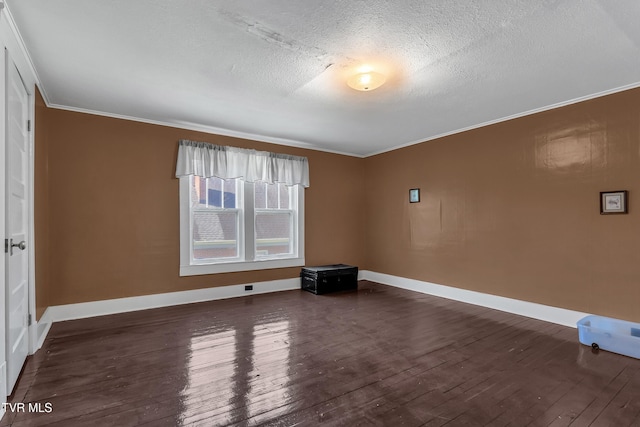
[253,181,296,260]
[190,177,244,264]
[179,176,305,276]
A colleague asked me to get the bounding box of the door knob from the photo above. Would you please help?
[8,239,26,255]
[12,240,26,250]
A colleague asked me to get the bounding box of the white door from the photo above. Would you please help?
[5,59,30,396]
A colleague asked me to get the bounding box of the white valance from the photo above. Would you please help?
[175,140,310,187]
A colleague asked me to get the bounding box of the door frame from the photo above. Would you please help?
[0,14,6,406]
[1,5,38,404]
[5,49,34,395]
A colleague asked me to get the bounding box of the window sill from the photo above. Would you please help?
[179,257,305,276]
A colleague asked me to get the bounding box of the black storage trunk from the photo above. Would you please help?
[300,264,358,295]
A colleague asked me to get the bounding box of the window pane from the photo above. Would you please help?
[192,210,238,260]
[279,184,291,209]
[267,183,279,209]
[223,179,237,208]
[255,212,292,257]
[207,177,223,208]
[192,177,207,208]
[254,181,266,209]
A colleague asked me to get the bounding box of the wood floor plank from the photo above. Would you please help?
[3,281,640,426]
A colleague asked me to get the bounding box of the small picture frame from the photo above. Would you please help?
[600,190,628,214]
[409,188,420,203]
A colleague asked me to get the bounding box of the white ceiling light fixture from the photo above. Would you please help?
[347,66,386,91]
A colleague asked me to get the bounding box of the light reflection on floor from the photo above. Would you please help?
[247,320,292,422]
[179,319,291,425]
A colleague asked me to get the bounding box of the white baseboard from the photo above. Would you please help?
[360,270,589,328]
[36,270,587,351]
[34,308,53,351]
[47,278,301,323]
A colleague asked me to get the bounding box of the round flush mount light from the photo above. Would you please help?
[347,70,386,91]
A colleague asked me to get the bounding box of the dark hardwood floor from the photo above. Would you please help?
[2,281,640,426]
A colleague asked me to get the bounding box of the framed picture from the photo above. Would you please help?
[409,188,420,203]
[600,191,628,214]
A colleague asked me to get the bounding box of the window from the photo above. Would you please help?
[176,140,308,275]
[191,177,241,261]
[180,176,304,276]
[254,181,294,258]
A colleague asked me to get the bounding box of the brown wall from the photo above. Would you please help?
[35,87,640,323]
[364,88,640,322]
[35,108,366,308]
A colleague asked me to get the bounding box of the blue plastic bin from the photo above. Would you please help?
[577,315,640,359]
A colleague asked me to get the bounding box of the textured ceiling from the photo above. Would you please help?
[6,1,640,157]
